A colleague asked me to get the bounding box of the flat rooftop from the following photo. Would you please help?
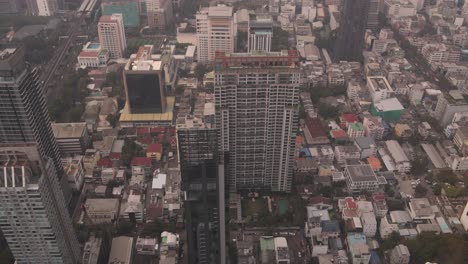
[345,164,378,182]
[208,5,233,17]
[368,76,393,92]
[52,123,87,138]
[120,96,174,123]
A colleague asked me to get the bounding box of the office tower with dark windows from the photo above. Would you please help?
[123,45,166,114]
[0,47,81,263]
[177,109,227,264]
[214,50,301,192]
[334,0,370,61]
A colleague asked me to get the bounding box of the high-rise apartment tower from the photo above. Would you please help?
[98,14,127,59]
[214,50,301,192]
[196,5,235,63]
[0,47,81,263]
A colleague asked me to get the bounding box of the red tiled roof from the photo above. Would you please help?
[340,113,359,123]
[150,127,165,134]
[79,51,99,58]
[331,129,347,139]
[109,152,121,160]
[137,127,150,135]
[345,197,357,209]
[97,158,112,168]
[136,136,153,146]
[305,118,327,138]
[157,134,165,142]
[372,192,385,201]
[131,157,152,167]
[147,143,162,153]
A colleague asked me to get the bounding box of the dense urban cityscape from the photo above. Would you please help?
[1,0,468,263]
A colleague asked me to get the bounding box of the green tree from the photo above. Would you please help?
[194,63,211,81]
[121,138,143,167]
[414,185,427,198]
[175,85,185,94]
[140,220,163,237]
[318,103,339,119]
[432,184,442,195]
[381,231,402,250]
[106,114,117,128]
[271,27,289,51]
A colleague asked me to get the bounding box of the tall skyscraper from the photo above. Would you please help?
[0,0,18,14]
[367,0,379,31]
[248,14,273,53]
[123,45,166,114]
[214,50,301,192]
[196,5,235,63]
[334,0,370,61]
[26,0,58,16]
[98,14,127,59]
[0,47,81,263]
[177,123,227,263]
[146,0,173,30]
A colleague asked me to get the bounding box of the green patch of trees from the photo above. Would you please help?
[272,27,289,51]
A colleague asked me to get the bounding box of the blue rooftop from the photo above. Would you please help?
[346,232,367,246]
[88,43,100,49]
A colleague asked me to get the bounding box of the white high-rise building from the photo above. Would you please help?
[248,15,273,53]
[196,5,235,63]
[0,47,80,263]
[36,0,58,16]
[98,14,127,59]
[214,50,301,192]
[146,0,173,30]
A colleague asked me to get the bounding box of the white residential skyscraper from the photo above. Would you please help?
[0,47,81,263]
[98,14,127,59]
[214,50,301,192]
[196,5,235,63]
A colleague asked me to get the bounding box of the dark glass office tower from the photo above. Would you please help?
[177,128,228,264]
[0,47,80,263]
[123,45,167,114]
[334,0,370,61]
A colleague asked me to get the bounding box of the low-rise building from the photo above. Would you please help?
[77,42,109,68]
[84,198,120,224]
[334,145,360,164]
[361,212,377,237]
[274,237,290,264]
[407,198,435,222]
[367,76,394,103]
[109,236,133,264]
[354,137,377,159]
[372,193,388,218]
[101,168,116,184]
[136,237,158,255]
[379,211,412,239]
[347,122,365,139]
[344,164,382,193]
[460,201,468,231]
[52,122,90,155]
[390,244,410,264]
[146,143,163,161]
[63,156,85,191]
[363,115,385,140]
[346,233,370,264]
[385,140,411,173]
[82,235,109,264]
